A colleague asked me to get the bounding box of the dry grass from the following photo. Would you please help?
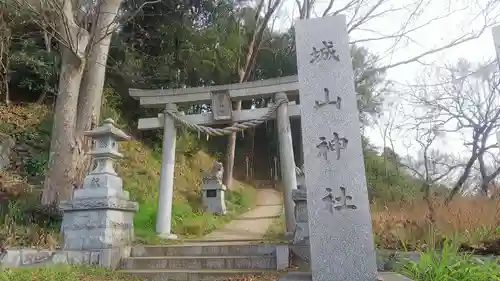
[0,104,52,129]
[372,198,500,251]
[263,197,500,253]
[263,213,286,241]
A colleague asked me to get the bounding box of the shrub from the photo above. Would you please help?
[399,241,500,281]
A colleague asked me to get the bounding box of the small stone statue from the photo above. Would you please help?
[201,161,227,215]
[202,161,224,184]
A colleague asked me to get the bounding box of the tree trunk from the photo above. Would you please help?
[223,101,242,188]
[422,182,435,224]
[222,1,280,188]
[0,12,10,105]
[446,151,478,204]
[479,183,489,197]
[41,0,90,205]
[41,47,86,205]
[75,0,122,184]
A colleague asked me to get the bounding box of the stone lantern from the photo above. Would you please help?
[59,118,138,268]
[201,161,227,215]
[291,166,310,261]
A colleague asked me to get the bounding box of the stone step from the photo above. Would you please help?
[118,268,273,281]
[131,242,277,257]
[121,255,276,270]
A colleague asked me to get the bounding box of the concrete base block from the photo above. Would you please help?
[130,243,277,257]
[158,233,178,240]
[119,269,272,281]
[277,271,414,281]
[121,256,276,270]
[0,248,125,269]
[276,244,290,270]
[201,182,228,215]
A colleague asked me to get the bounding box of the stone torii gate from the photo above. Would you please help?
[129,76,302,239]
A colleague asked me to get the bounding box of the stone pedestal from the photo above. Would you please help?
[202,182,227,215]
[291,177,310,261]
[201,161,227,215]
[59,119,138,268]
[278,272,414,281]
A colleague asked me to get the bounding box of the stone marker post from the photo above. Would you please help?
[497,132,500,154]
[201,161,228,215]
[60,118,138,268]
[492,25,500,69]
[295,16,378,281]
[291,176,310,261]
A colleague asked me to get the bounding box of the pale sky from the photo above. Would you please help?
[274,0,500,161]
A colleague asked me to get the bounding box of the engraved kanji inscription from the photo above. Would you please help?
[212,91,232,121]
[314,88,342,109]
[217,94,225,115]
[309,41,340,64]
[90,177,100,188]
[316,133,348,160]
[316,137,330,160]
[322,186,357,214]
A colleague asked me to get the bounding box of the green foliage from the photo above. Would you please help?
[176,129,206,157]
[399,241,500,281]
[23,151,48,177]
[0,100,258,247]
[363,138,422,202]
[9,36,59,101]
[134,182,256,241]
[253,32,386,123]
[0,265,146,281]
[263,213,285,241]
[1,195,61,230]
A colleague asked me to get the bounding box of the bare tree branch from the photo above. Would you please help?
[402,59,500,202]
[292,0,500,74]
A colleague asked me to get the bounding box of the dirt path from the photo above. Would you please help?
[201,188,283,240]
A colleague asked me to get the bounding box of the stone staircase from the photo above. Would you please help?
[118,241,289,281]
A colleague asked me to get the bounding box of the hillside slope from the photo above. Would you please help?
[0,103,256,247]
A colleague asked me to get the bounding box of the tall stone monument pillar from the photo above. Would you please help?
[295,15,378,281]
[280,15,413,281]
[59,118,138,268]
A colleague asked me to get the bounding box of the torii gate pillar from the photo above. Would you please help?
[156,103,178,239]
[275,92,298,234]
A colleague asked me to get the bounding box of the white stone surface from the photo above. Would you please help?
[276,244,290,270]
[276,92,298,233]
[138,103,301,130]
[295,16,378,281]
[291,184,310,261]
[202,182,228,215]
[492,25,500,68]
[496,131,500,150]
[212,91,232,121]
[156,103,178,239]
[129,75,299,106]
[59,119,137,268]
